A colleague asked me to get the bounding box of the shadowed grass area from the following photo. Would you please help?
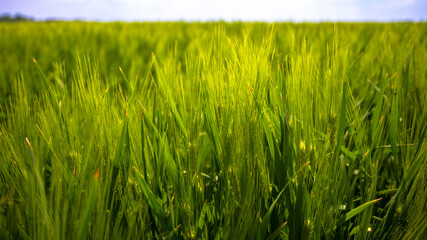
[0,22,426,239]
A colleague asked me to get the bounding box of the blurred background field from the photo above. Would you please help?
[1,22,426,104]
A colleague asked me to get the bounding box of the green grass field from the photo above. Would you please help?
[0,22,426,239]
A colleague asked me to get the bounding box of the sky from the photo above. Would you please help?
[1,0,426,22]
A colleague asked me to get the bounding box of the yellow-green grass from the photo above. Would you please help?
[0,22,426,239]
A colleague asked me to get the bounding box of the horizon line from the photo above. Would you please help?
[1,12,426,23]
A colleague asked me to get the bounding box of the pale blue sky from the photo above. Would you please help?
[1,0,426,21]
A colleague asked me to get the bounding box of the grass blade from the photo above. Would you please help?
[390,92,398,159]
[134,168,169,229]
[77,171,99,240]
[335,198,382,229]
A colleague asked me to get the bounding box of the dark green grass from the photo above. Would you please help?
[0,22,426,239]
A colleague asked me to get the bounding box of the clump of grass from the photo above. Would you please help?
[0,22,426,239]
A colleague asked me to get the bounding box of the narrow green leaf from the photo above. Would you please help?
[118,66,132,94]
[414,122,427,157]
[114,114,130,191]
[340,146,356,162]
[345,198,381,222]
[162,135,179,187]
[265,222,287,240]
[203,99,222,170]
[257,185,286,240]
[163,224,181,240]
[196,201,209,239]
[335,198,381,228]
[377,188,397,196]
[335,84,348,161]
[32,58,50,91]
[197,135,211,173]
[33,58,59,108]
[390,93,398,159]
[262,114,276,161]
[77,172,99,240]
[371,89,384,144]
[140,108,148,179]
[134,168,169,228]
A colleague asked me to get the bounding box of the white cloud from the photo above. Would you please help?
[101,0,360,21]
[2,0,425,21]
